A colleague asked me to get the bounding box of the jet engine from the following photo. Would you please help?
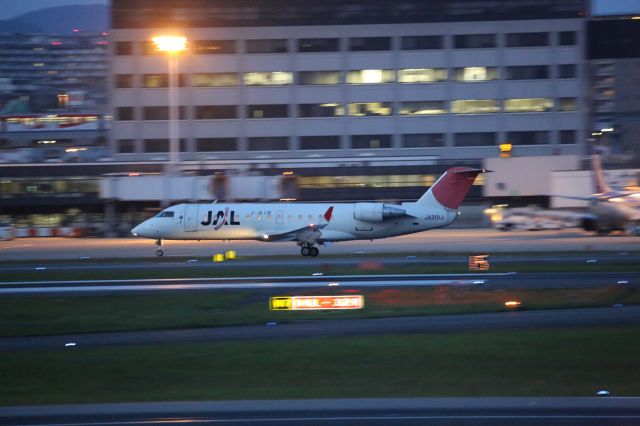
[353,202,407,222]
[580,217,598,232]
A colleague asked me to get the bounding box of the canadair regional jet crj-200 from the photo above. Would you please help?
[131,167,486,257]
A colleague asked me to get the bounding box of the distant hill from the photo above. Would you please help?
[0,4,109,34]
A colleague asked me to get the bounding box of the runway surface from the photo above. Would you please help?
[1,271,638,294]
[3,397,640,426]
[1,228,639,261]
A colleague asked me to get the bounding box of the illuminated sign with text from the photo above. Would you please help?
[270,295,364,310]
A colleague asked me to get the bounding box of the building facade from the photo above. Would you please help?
[588,17,640,162]
[110,0,588,173]
[0,33,109,113]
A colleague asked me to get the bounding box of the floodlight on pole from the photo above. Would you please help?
[152,36,187,54]
[152,35,187,206]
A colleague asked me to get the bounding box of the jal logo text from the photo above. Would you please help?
[201,208,241,230]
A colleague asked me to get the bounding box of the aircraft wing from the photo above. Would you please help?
[262,206,333,244]
[552,191,640,202]
[596,191,640,201]
[263,223,328,242]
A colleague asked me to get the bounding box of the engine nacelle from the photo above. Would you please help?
[580,217,598,232]
[353,202,406,222]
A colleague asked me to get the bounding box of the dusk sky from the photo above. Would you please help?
[0,0,107,20]
[0,0,639,20]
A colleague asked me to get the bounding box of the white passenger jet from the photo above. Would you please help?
[565,154,640,234]
[131,167,485,256]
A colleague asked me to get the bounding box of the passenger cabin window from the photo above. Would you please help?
[156,211,175,218]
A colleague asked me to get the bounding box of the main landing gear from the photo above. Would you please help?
[155,238,163,256]
[299,242,319,257]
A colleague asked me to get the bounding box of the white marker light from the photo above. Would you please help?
[263,234,269,240]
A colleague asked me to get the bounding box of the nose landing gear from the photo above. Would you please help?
[155,238,163,256]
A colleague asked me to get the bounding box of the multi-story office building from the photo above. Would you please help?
[111,0,587,184]
[0,33,109,113]
[588,17,640,162]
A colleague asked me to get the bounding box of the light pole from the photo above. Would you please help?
[152,35,187,207]
[152,35,187,178]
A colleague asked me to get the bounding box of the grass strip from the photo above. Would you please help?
[2,286,639,337]
[1,326,639,406]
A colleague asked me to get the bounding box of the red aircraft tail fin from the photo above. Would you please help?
[427,167,486,210]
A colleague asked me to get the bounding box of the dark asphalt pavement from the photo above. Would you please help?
[1,306,638,351]
[3,397,640,425]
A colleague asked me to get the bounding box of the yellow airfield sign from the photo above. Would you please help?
[270,295,364,310]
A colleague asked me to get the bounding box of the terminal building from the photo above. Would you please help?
[109,0,588,203]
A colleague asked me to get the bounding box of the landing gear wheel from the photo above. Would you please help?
[301,246,311,257]
[156,249,164,257]
[309,247,319,257]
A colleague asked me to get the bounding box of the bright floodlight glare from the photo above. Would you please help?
[152,36,187,53]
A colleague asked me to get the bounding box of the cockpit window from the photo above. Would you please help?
[155,211,175,218]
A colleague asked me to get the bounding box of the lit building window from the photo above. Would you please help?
[399,101,447,115]
[193,73,238,87]
[298,71,341,85]
[398,68,446,83]
[559,97,578,111]
[346,69,394,84]
[243,72,293,86]
[504,98,553,113]
[143,74,168,88]
[454,67,498,81]
[451,100,499,114]
[348,102,392,116]
[247,104,289,118]
[298,104,344,117]
[351,134,392,149]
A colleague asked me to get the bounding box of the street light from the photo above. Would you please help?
[152,35,187,207]
[152,35,187,178]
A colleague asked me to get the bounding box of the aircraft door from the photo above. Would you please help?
[276,210,284,226]
[184,204,199,232]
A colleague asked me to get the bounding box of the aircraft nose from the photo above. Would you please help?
[131,224,142,237]
[131,221,152,237]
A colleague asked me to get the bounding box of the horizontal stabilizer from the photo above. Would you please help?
[453,168,492,176]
